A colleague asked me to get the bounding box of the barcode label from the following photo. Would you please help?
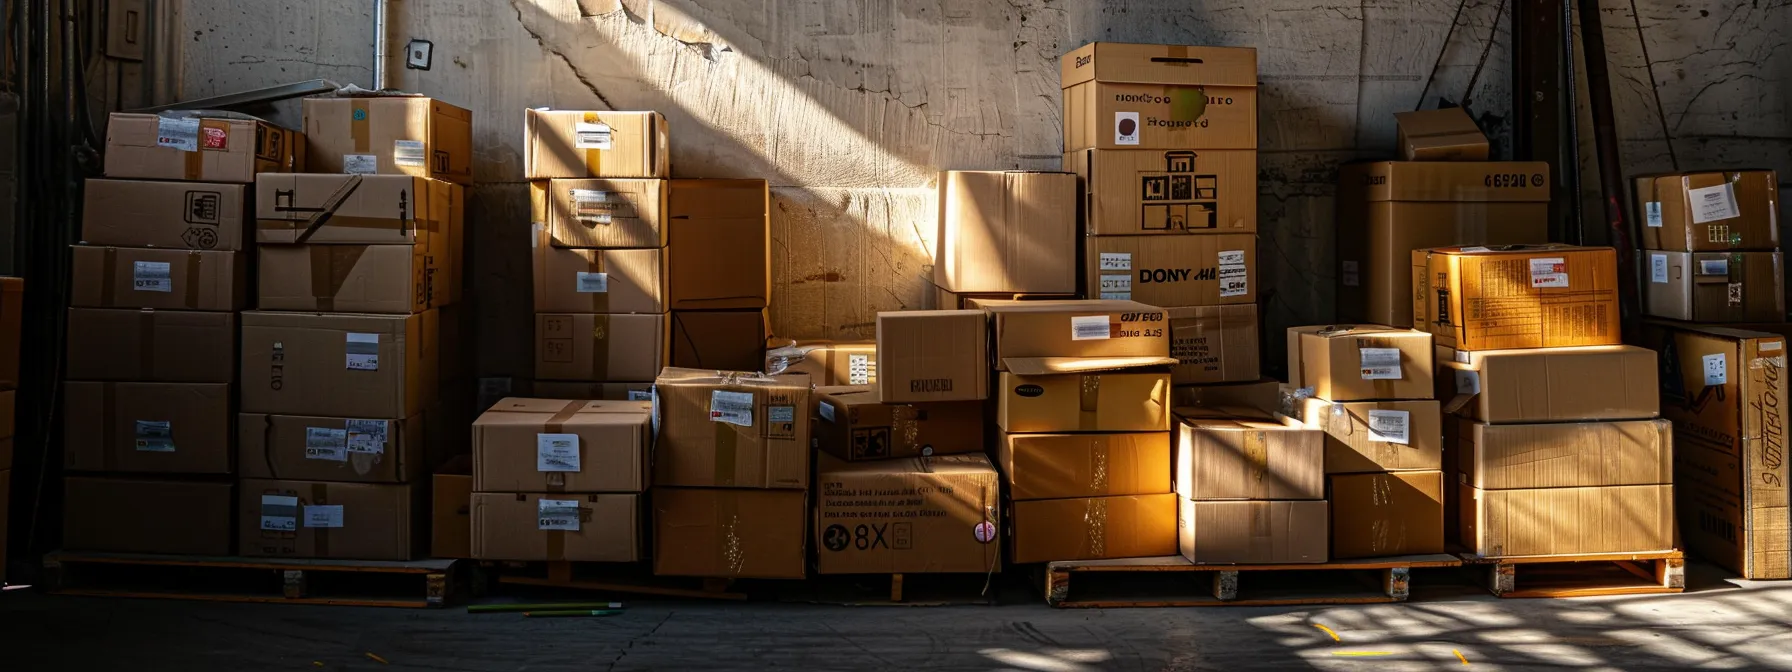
[538,499,580,531]
[345,333,380,370]
[1367,410,1411,445]
[570,189,614,223]
[303,505,344,529]
[343,154,378,174]
[1099,253,1132,270]
[1699,258,1729,276]
[1689,183,1740,224]
[1651,253,1669,283]
[1646,201,1663,228]
[1218,250,1248,297]
[574,122,612,149]
[133,261,173,293]
[346,419,388,454]
[627,390,652,401]
[1529,257,1569,288]
[1359,348,1403,380]
[1099,274,1132,299]
[305,427,349,462]
[156,117,199,151]
[536,433,581,472]
[393,139,427,167]
[710,391,755,426]
[134,420,175,453]
[848,354,871,385]
[575,272,608,293]
[1070,315,1111,341]
[260,495,299,532]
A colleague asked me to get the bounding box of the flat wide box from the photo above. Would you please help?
[668,179,770,309]
[934,171,1078,293]
[996,370,1170,433]
[877,310,988,403]
[1287,325,1434,401]
[1443,345,1659,423]
[1086,233,1256,306]
[1059,43,1258,151]
[653,369,811,489]
[533,243,666,313]
[1394,108,1489,161]
[1167,304,1258,385]
[999,430,1172,500]
[767,341,876,386]
[1179,499,1329,564]
[259,243,438,314]
[1644,251,1784,322]
[816,387,983,460]
[653,487,807,578]
[63,381,232,474]
[472,398,651,493]
[240,310,439,419]
[815,453,1001,574]
[1415,246,1621,351]
[431,467,473,559]
[70,246,244,311]
[1177,416,1323,500]
[535,313,667,383]
[472,492,641,562]
[66,308,236,383]
[253,174,455,245]
[238,413,422,484]
[104,112,304,183]
[1010,494,1178,563]
[239,479,419,561]
[1635,171,1780,252]
[984,299,1171,363]
[1329,470,1445,559]
[669,310,766,373]
[1461,484,1676,557]
[82,179,248,250]
[1298,398,1443,474]
[302,96,473,184]
[524,109,669,179]
[1459,418,1673,489]
[63,476,233,555]
[1068,149,1257,235]
[532,178,667,249]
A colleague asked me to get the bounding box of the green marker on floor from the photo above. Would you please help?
[522,609,625,618]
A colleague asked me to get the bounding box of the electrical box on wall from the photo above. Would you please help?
[105,0,146,62]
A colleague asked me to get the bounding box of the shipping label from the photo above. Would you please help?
[1699,258,1730,276]
[1070,315,1112,341]
[303,505,344,529]
[156,117,200,152]
[1704,352,1728,387]
[132,261,173,293]
[393,139,427,167]
[1099,274,1132,300]
[1367,410,1411,445]
[710,390,755,426]
[1651,253,1669,283]
[1529,257,1569,288]
[1218,250,1248,297]
[305,427,349,462]
[1099,253,1132,270]
[343,154,379,174]
[537,499,581,531]
[1358,347,1402,380]
[536,433,581,472]
[1689,183,1741,224]
[346,419,388,454]
[574,122,613,149]
[260,495,299,532]
[575,271,608,293]
[848,354,872,385]
[345,333,380,370]
[1646,201,1663,228]
[134,420,175,452]
[570,189,615,224]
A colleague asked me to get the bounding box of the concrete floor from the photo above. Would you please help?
[2,566,1790,671]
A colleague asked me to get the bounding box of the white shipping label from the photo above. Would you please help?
[769,406,796,424]
[260,495,299,531]
[393,139,427,167]
[1114,111,1141,145]
[1454,369,1481,395]
[1699,258,1730,276]
[155,116,200,151]
[1646,201,1663,228]
[345,333,380,370]
[710,390,755,426]
[536,433,582,472]
[345,419,389,454]
[1099,253,1132,271]
[1764,342,1784,352]
[343,154,379,174]
[627,390,653,401]
[1070,315,1111,341]
[538,499,581,531]
[1218,250,1248,297]
[570,189,614,224]
[304,427,349,462]
[134,420,175,452]
[1688,183,1741,224]
[1704,353,1728,386]
[132,261,173,293]
[1342,260,1359,287]
[1099,274,1132,299]
[303,505,344,529]
[574,122,613,149]
[848,354,871,385]
[1366,410,1412,445]
[1358,347,1403,380]
[819,402,836,423]
[575,272,609,293]
[1651,253,1669,283]
[1529,257,1569,288]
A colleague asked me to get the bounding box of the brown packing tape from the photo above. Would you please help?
[719,490,744,575]
[582,112,602,175]
[1244,431,1268,483]
[1078,375,1101,431]
[1083,497,1107,558]
[1088,437,1109,495]
[352,101,371,154]
[311,483,330,557]
[101,382,116,471]
[270,215,423,234]
[714,418,738,487]
[139,310,156,379]
[587,252,608,313]
[101,247,118,306]
[891,406,919,453]
[589,315,610,381]
[543,400,587,494]
[184,252,202,309]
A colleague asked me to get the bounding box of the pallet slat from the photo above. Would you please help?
[1459,550,1685,598]
[42,550,460,608]
[1041,554,1461,608]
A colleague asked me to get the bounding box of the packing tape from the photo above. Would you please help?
[311,483,331,558]
[541,495,565,561]
[891,405,920,454]
[719,492,744,575]
[543,400,587,493]
[1078,375,1101,431]
[1083,497,1107,558]
[1244,431,1268,484]
[101,382,116,471]
[586,251,608,313]
[101,247,117,306]
[589,315,610,382]
[1250,502,1270,537]
[582,112,603,175]
[352,101,371,154]
[1089,437,1109,494]
[184,252,202,309]
[270,215,419,234]
[139,310,156,379]
[714,417,738,487]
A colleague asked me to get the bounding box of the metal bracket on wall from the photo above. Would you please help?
[130,79,342,113]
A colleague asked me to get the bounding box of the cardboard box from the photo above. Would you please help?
[1329,471,1445,558]
[1394,108,1489,161]
[254,174,454,245]
[653,487,807,578]
[1168,304,1258,385]
[0,277,18,390]
[1297,398,1442,474]
[65,308,236,383]
[63,475,233,555]
[302,96,472,184]
[534,313,667,383]
[1643,323,1789,578]
[104,112,304,182]
[653,368,811,489]
[1178,499,1329,564]
[1169,378,1281,416]
[668,179,770,309]
[240,310,440,419]
[524,109,668,179]
[431,458,473,559]
[999,430,1172,500]
[934,171,1078,293]
[63,381,232,474]
[471,492,642,562]
[1414,245,1622,351]
[70,246,244,311]
[471,398,652,493]
[765,340,876,385]
[259,243,438,313]
[527,381,654,401]
[1441,345,1660,423]
[1067,149,1257,235]
[238,413,423,484]
[1644,250,1784,322]
[669,310,766,373]
[936,289,1078,309]
[996,368,1171,433]
[1635,170,1780,252]
[1060,42,1257,151]
[876,310,988,403]
[82,179,249,250]
[816,387,982,460]
[239,479,419,560]
[1335,161,1551,326]
[531,178,666,249]
[1461,484,1676,557]
[1086,234,1255,306]
[1459,418,1673,489]
[815,453,1001,574]
[1287,325,1434,401]
[1177,416,1323,500]
[984,299,1172,366]
[1010,494,1178,563]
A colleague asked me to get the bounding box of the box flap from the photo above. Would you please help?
[1060,42,1258,88]
[1003,356,1177,375]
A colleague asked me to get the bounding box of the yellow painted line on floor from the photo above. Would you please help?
[1332,651,1395,657]
[1313,624,1341,641]
[1454,649,1469,665]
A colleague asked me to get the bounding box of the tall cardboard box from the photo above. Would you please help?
[1329,470,1445,558]
[63,476,234,555]
[996,367,1171,433]
[69,246,244,311]
[998,431,1172,500]
[1060,43,1258,151]
[1414,246,1621,351]
[472,492,641,562]
[983,299,1172,365]
[1393,108,1489,161]
[302,96,473,184]
[1461,484,1676,557]
[1441,345,1659,423]
[534,313,667,383]
[1167,304,1258,385]
[239,479,419,560]
[65,308,236,383]
[1635,170,1780,252]
[431,457,473,559]
[876,310,988,403]
[239,310,440,419]
[1297,398,1443,474]
[523,109,668,179]
[63,381,233,474]
[238,413,423,484]
[1010,494,1178,563]
[1176,416,1323,500]
[668,179,769,310]
[253,174,453,245]
[766,340,876,386]
[1643,250,1784,322]
[1179,499,1329,564]
[1085,234,1255,306]
[653,487,806,578]
[652,369,810,489]
[1067,149,1257,235]
[934,171,1077,293]
[104,112,304,182]
[531,179,667,249]
[471,398,652,493]
[1286,325,1433,401]
[815,387,982,460]
[669,310,766,373]
[82,179,249,250]
[815,454,1001,574]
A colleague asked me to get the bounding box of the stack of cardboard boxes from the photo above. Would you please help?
[1639,171,1783,324]
[1176,409,1326,563]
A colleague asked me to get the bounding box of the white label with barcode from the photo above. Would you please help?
[1099,253,1132,271]
[1651,253,1669,283]
[570,189,614,223]
[1099,274,1132,300]
[1359,348,1403,380]
[536,433,581,472]
[1218,250,1248,297]
[710,390,755,426]
[345,333,380,370]
[1699,258,1730,276]
[303,505,344,529]
[574,122,613,149]
[343,154,378,174]
[393,139,427,167]
[346,419,388,454]
[260,495,299,532]
[575,272,608,293]
[819,402,836,423]
[133,261,173,293]
[1704,353,1727,386]
[538,499,581,531]
[1646,201,1663,228]
[1367,410,1411,445]
[305,427,349,462]
[1070,315,1111,341]
[1763,342,1783,352]
[627,390,652,401]
[1689,183,1740,224]
[848,354,871,385]
[156,117,200,151]
[134,421,175,452]
[1529,257,1569,288]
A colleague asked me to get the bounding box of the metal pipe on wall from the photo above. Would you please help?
[372,0,385,90]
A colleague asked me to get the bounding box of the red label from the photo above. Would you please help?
[201,126,229,150]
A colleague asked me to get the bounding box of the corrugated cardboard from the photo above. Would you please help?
[524,109,668,179]
[668,179,770,309]
[240,310,439,419]
[66,308,236,383]
[653,487,807,578]
[765,340,877,386]
[936,289,1079,309]
[471,398,651,493]
[104,112,304,182]
[1010,494,1178,563]
[69,246,244,311]
[815,453,1001,574]
[1169,378,1281,416]
[1297,398,1443,474]
[64,476,233,555]
[1393,108,1489,161]
[1329,470,1445,559]
[1059,43,1257,151]
[1442,345,1660,423]
[1461,484,1676,557]
[63,381,232,474]
[816,387,982,460]
[302,96,472,184]
[239,479,419,560]
[0,278,19,390]
[934,171,1078,293]
[1414,245,1622,351]
[670,310,766,373]
[430,458,472,559]
[999,430,1171,500]
[1067,149,1257,235]
[984,299,1172,365]
[1286,325,1434,401]
[996,369,1171,433]
[653,368,811,489]
[1644,323,1789,579]
[472,492,642,562]
[876,310,988,403]
[259,243,436,313]
[1085,233,1256,306]
[1177,416,1323,500]
[254,174,453,245]
[238,413,423,484]
[82,179,249,250]
[534,313,667,383]
[1168,304,1258,385]
[1644,250,1784,322]
[1459,418,1673,489]
[527,381,655,401]
[531,178,667,249]
[1178,499,1329,564]
[1635,170,1780,252]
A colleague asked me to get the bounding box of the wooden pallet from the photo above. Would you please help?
[490,561,749,601]
[1458,549,1685,598]
[41,550,461,608]
[1042,554,1464,608]
[780,571,999,606]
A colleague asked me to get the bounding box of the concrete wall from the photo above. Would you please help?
[180,0,1790,379]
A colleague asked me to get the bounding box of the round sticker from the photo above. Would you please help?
[822,524,850,552]
[921,446,934,457]
[973,521,996,544]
